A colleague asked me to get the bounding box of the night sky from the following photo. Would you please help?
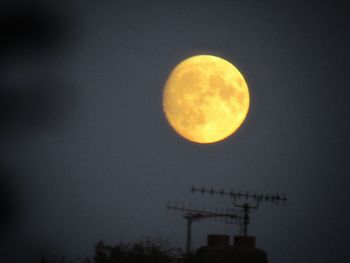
[1,1,349,262]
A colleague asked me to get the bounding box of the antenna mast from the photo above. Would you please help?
[191,186,287,236]
[166,205,240,255]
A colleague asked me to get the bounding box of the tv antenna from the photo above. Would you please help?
[191,186,287,236]
[166,204,241,255]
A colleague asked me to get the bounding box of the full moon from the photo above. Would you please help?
[163,55,250,143]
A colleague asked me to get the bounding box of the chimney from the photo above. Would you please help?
[234,236,256,249]
[207,234,230,248]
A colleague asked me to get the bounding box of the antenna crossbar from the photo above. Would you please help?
[191,186,287,203]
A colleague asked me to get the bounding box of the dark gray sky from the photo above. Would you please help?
[1,1,349,262]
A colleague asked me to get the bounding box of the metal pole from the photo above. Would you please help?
[186,217,192,255]
[243,204,249,236]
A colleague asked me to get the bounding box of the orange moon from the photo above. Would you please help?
[163,55,250,144]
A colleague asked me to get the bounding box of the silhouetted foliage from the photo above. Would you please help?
[94,237,183,263]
